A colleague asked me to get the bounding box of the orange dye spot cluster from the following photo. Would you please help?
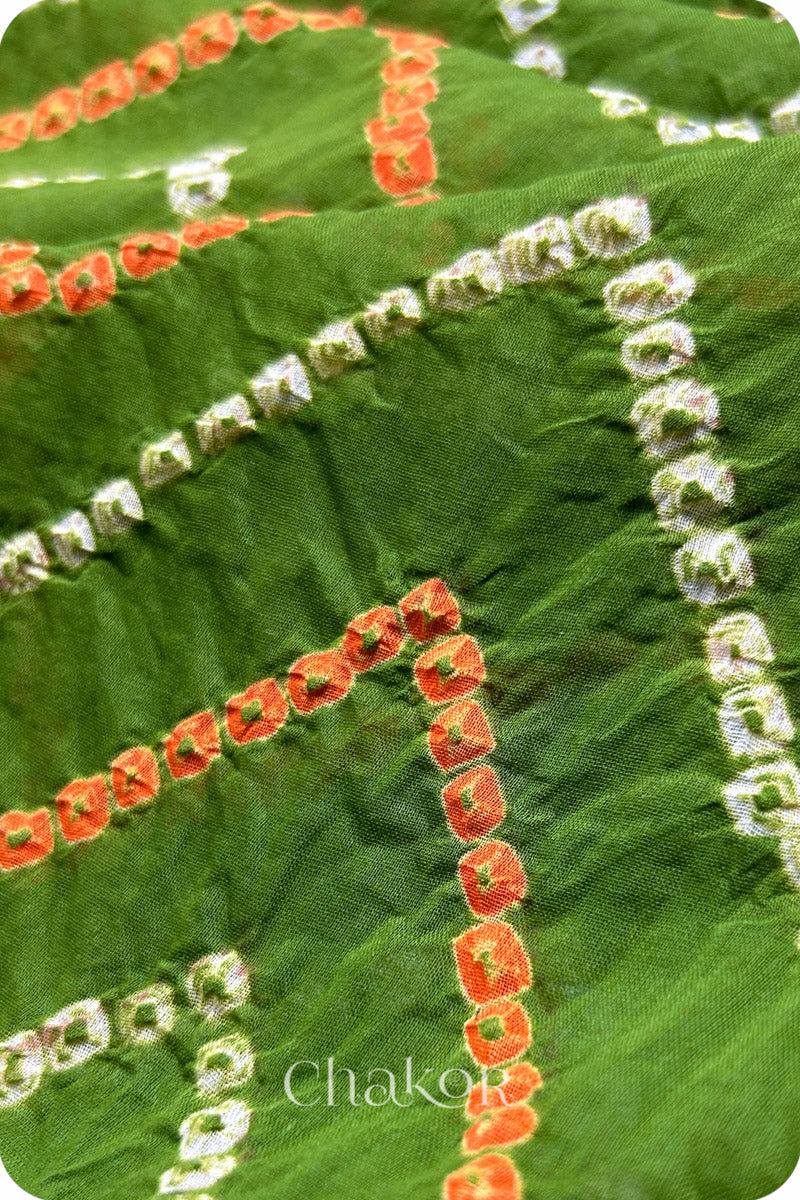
[465,1061,542,1119]
[419,611,537,1196]
[369,28,441,200]
[0,3,380,162]
[57,776,110,843]
[458,840,527,918]
[5,592,420,869]
[0,11,444,322]
[3,211,255,323]
[465,1000,532,1068]
[429,700,495,771]
[4,753,157,868]
[164,711,221,779]
[2,209,253,320]
[453,920,531,1005]
[414,634,485,703]
[442,764,505,842]
[443,1153,522,1200]
[0,808,53,870]
[226,677,289,744]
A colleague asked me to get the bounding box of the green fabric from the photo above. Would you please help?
[0,3,800,1200]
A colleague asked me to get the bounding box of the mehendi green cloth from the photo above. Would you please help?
[1,3,800,1200]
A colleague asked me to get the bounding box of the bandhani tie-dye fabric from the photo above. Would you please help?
[1,0,800,1198]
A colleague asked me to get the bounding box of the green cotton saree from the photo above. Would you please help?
[0,1,800,1198]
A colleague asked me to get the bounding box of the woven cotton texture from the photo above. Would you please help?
[0,2,800,1199]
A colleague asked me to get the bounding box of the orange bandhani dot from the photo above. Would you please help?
[442,764,505,842]
[226,677,289,744]
[372,137,436,197]
[365,109,430,148]
[381,49,438,85]
[181,215,249,248]
[466,1061,543,1118]
[111,747,160,808]
[0,808,53,870]
[382,77,438,115]
[81,61,134,122]
[134,41,181,96]
[287,650,353,714]
[463,1103,538,1154]
[57,252,116,314]
[415,634,485,704]
[0,265,51,316]
[164,711,221,779]
[120,232,181,278]
[400,577,460,642]
[0,111,30,152]
[301,10,342,29]
[444,1153,522,1200]
[0,241,38,268]
[32,88,79,140]
[302,7,364,29]
[181,12,238,68]
[396,191,439,205]
[464,999,532,1069]
[458,841,527,918]
[259,209,315,221]
[342,605,404,672]
[386,31,448,53]
[429,700,494,771]
[242,3,299,41]
[57,776,110,843]
[453,920,531,1005]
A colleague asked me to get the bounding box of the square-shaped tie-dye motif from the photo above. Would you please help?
[0,1,799,1199]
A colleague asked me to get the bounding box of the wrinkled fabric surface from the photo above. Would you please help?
[0,2,800,1199]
